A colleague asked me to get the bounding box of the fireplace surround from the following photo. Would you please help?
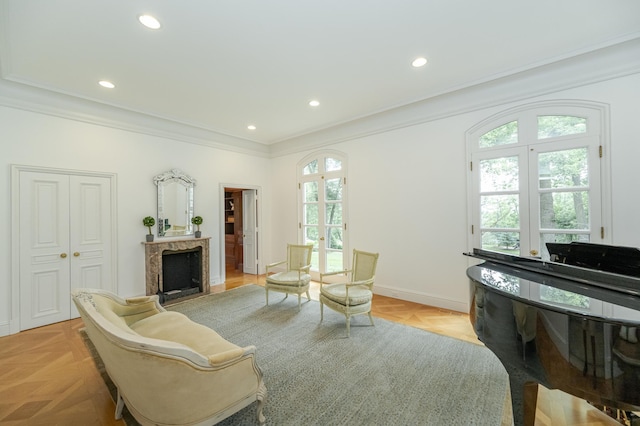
[144,237,210,303]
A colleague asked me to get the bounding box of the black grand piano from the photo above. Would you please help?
[465,242,640,426]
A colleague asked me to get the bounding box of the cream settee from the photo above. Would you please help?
[71,288,266,425]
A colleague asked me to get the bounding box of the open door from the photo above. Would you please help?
[242,189,258,274]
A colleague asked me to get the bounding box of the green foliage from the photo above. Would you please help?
[191,215,203,231]
[142,216,155,234]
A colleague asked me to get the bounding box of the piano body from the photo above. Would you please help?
[466,243,640,426]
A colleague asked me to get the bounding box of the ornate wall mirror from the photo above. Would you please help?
[153,169,196,237]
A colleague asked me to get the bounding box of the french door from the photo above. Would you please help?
[299,153,347,277]
[469,103,608,260]
[15,167,114,330]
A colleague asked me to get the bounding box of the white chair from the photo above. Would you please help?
[265,243,313,310]
[319,249,379,337]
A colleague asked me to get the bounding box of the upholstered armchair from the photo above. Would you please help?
[265,243,313,310]
[319,249,379,337]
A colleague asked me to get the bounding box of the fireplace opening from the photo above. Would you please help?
[161,248,202,303]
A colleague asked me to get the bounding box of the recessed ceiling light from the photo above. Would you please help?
[247,125,256,130]
[412,57,428,68]
[139,14,161,29]
[98,80,115,89]
[309,100,320,107]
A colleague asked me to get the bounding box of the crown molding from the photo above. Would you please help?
[0,78,271,157]
[1,38,639,159]
[269,37,640,157]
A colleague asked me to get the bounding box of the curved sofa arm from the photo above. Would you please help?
[208,346,254,366]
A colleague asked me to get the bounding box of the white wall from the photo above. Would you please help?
[268,72,640,312]
[3,71,639,336]
[0,106,271,335]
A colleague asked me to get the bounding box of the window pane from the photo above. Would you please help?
[539,191,589,229]
[325,249,344,273]
[480,156,519,192]
[325,178,342,201]
[325,203,342,225]
[481,231,520,254]
[479,121,518,148]
[540,233,589,260]
[327,227,343,250]
[304,226,318,246]
[538,148,588,189]
[325,157,342,172]
[538,116,587,139]
[303,181,318,202]
[304,204,318,225]
[481,195,519,228]
[303,160,318,175]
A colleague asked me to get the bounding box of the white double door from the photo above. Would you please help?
[18,169,113,330]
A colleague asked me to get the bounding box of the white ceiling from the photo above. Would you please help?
[1,0,640,147]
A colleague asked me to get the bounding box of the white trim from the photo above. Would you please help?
[0,39,638,158]
[9,164,118,336]
[218,183,264,284]
[375,285,468,313]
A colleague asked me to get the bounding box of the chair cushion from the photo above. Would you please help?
[266,271,311,286]
[320,284,372,306]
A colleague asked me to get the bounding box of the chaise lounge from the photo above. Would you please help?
[72,288,266,425]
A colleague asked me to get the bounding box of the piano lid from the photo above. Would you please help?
[464,244,640,298]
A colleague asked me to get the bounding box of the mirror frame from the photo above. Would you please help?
[153,169,196,238]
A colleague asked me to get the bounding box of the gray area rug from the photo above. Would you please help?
[87,285,512,425]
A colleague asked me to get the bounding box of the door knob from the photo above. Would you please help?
[74,252,80,257]
[60,253,67,258]
[529,249,539,256]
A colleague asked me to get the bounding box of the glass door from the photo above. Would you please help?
[300,154,347,276]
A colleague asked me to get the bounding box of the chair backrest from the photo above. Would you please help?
[351,249,379,283]
[287,243,314,271]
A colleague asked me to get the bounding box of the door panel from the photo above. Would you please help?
[19,171,113,329]
[242,190,257,274]
[20,173,71,329]
[69,176,112,308]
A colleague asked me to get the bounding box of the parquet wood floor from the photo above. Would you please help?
[0,270,624,425]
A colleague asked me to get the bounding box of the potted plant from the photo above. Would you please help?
[143,216,156,242]
[192,215,203,238]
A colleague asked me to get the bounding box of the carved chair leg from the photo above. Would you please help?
[346,315,351,338]
[256,382,267,425]
[265,288,269,305]
[320,301,324,322]
[368,312,375,326]
[297,294,301,311]
[115,388,124,420]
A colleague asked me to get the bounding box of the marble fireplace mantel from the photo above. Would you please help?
[143,237,210,299]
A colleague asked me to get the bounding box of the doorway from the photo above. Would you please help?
[12,165,117,332]
[221,185,260,283]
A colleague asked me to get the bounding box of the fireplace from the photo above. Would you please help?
[144,237,210,303]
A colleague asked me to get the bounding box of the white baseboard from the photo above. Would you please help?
[374,285,469,313]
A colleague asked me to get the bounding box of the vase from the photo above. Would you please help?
[195,231,202,238]
[146,234,154,242]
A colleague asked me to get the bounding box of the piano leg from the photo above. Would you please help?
[506,367,539,426]
[523,382,539,426]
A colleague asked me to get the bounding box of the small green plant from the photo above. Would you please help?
[143,216,155,235]
[191,215,203,232]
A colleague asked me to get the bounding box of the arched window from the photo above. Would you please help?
[298,151,348,275]
[466,101,610,260]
